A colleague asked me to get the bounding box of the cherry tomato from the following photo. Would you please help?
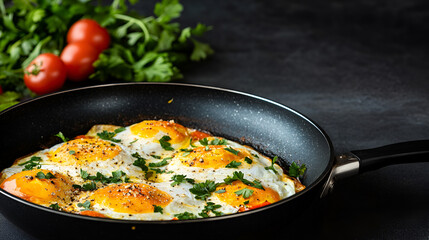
[23,53,67,95]
[67,19,110,52]
[60,42,100,82]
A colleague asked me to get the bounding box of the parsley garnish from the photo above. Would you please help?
[235,188,254,199]
[171,174,195,186]
[19,156,42,171]
[159,135,174,151]
[265,156,279,174]
[35,171,56,179]
[153,205,164,214]
[69,150,76,155]
[148,158,170,168]
[151,155,161,159]
[129,139,138,145]
[132,153,149,172]
[289,162,307,178]
[77,200,91,211]
[97,130,121,143]
[224,147,240,155]
[174,212,197,220]
[82,182,97,191]
[190,138,197,148]
[224,171,265,190]
[199,202,223,218]
[214,189,226,194]
[55,132,69,142]
[199,138,209,146]
[210,138,227,145]
[189,180,219,201]
[251,154,259,158]
[244,157,253,164]
[225,160,241,168]
[79,169,129,184]
[49,203,60,211]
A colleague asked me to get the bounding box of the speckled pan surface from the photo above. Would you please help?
[0,83,333,239]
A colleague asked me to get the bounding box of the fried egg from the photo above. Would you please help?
[0,119,305,220]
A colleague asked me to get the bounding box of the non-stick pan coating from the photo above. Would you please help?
[0,83,334,239]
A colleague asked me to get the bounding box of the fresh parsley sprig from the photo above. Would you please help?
[189,180,219,201]
[19,156,42,171]
[159,135,174,151]
[174,212,197,220]
[289,162,307,178]
[170,174,195,186]
[265,156,279,174]
[199,202,223,218]
[235,188,254,199]
[35,171,56,179]
[97,127,124,143]
[224,171,265,190]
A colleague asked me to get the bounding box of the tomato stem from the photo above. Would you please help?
[114,14,150,44]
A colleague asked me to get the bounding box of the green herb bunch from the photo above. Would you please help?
[0,0,213,94]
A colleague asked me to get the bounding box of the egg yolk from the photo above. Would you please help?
[214,181,280,210]
[178,145,251,169]
[50,138,121,165]
[130,120,189,144]
[0,169,73,205]
[90,183,172,214]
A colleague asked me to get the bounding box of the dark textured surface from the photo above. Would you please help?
[1,0,429,239]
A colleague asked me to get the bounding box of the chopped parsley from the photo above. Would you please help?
[77,200,91,211]
[251,153,259,158]
[132,153,149,172]
[55,132,69,142]
[151,155,161,159]
[235,188,254,199]
[159,135,174,151]
[153,205,164,214]
[97,129,122,143]
[174,212,197,220]
[289,162,307,178]
[69,150,76,155]
[243,200,249,205]
[244,157,253,164]
[148,158,170,168]
[265,156,279,174]
[180,148,193,157]
[224,147,239,155]
[199,202,223,218]
[82,182,97,191]
[189,180,219,201]
[224,171,265,190]
[210,138,227,145]
[19,156,42,171]
[49,203,60,211]
[225,160,241,168]
[79,169,129,184]
[190,138,197,148]
[171,174,195,186]
[35,171,55,179]
[214,189,226,194]
[199,138,209,146]
[199,137,227,146]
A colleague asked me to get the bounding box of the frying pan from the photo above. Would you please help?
[0,83,428,240]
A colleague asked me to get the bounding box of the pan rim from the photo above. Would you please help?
[0,82,335,224]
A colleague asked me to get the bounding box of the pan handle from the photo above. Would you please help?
[351,140,429,173]
[321,140,429,198]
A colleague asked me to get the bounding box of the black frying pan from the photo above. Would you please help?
[0,83,428,240]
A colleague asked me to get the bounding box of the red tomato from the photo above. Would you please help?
[60,42,100,82]
[23,53,67,95]
[67,19,110,52]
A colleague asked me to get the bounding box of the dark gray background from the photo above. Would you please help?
[1,0,429,239]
